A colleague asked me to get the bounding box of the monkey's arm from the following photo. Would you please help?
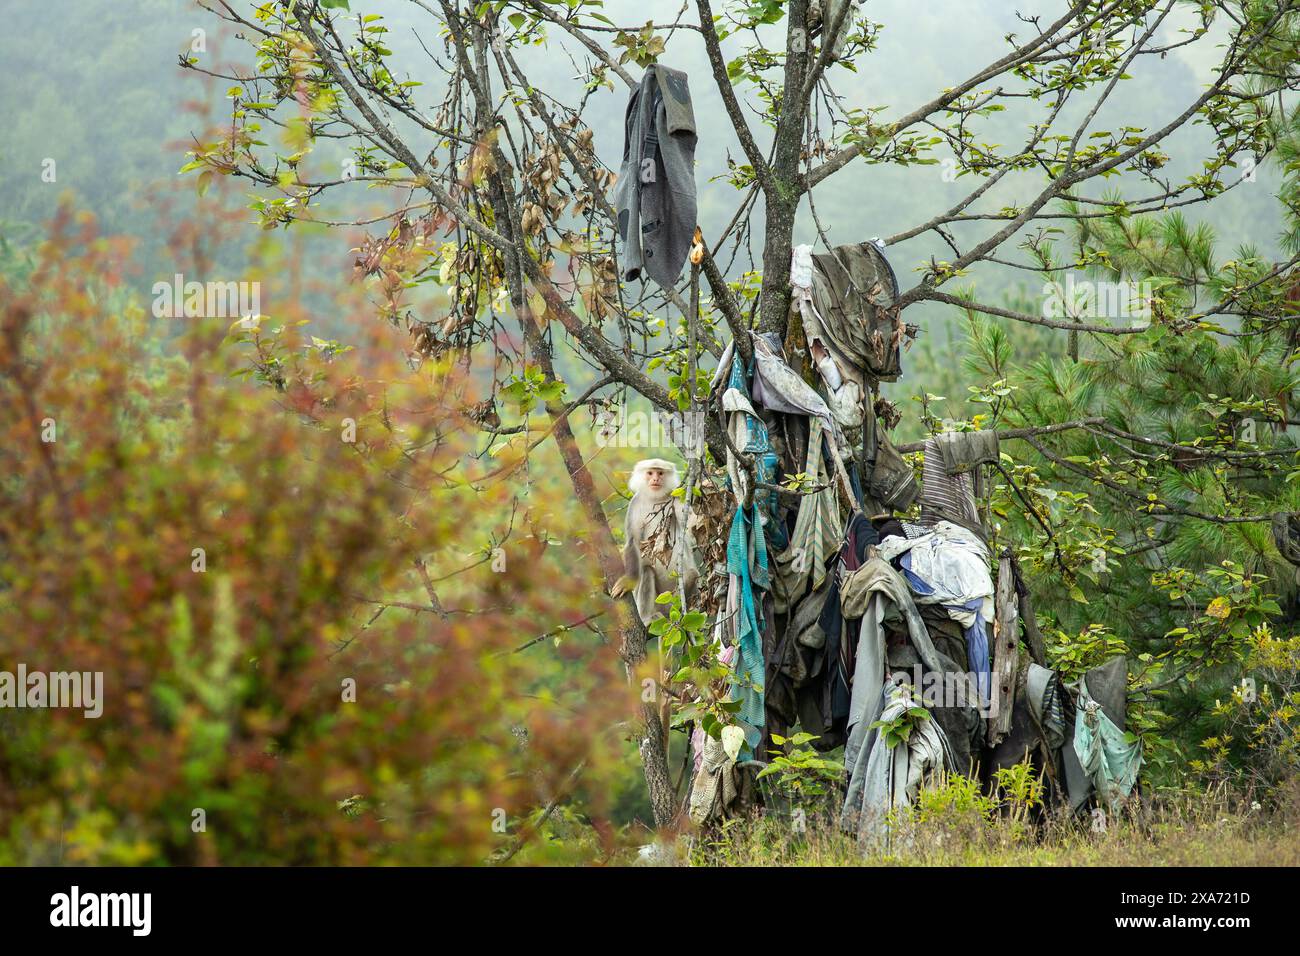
[609,501,641,598]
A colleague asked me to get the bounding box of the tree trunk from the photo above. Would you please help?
[757,0,810,336]
[520,315,679,830]
[484,146,679,829]
[758,193,798,335]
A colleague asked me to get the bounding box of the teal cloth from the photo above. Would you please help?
[726,351,782,541]
[722,350,777,751]
[1073,676,1142,809]
[728,502,769,748]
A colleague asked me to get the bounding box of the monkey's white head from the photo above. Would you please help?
[628,458,680,499]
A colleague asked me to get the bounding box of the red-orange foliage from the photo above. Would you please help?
[0,212,630,864]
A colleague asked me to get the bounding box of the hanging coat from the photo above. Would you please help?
[613,65,697,288]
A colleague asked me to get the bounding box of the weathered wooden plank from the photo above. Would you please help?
[987,552,1020,747]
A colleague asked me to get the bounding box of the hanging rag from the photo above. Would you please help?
[717,347,782,527]
[807,241,906,381]
[1025,662,1068,751]
[747,332,860,512]
[613,65,697,288]
[812,512,879,746]
[1073,672,1142,810]
[791,243,865,433]
[866,426,918,514]
[917,435,981,533]
[839,557,960,777]
[772,418,843,613]
[934,429,1000,476]
[841,677,952,846]
[727,502,770,747]
[748,332,847,452]
[687,731,740,825]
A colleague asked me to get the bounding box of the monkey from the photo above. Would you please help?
[611,458,699,623]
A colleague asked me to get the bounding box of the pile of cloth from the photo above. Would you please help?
[607,67,1145,832]
[674,234,1143,831]
[708,329,864,756]
[878,521,994,705]
[691,239,984,826]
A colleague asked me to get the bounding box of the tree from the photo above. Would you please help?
[185,0,1300,825]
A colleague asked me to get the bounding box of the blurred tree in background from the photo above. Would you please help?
[0,210,635,864]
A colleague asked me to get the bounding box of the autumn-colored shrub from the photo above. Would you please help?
[0,213,629,864]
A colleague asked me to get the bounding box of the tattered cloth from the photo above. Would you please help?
[919,431,998,535]
[727,502,769,745]
[1073,672,1142,810]
[748,332,849,454]
[613,65,697,288]
[841,677,952,847]
[839,556,953,764]
[1026,662,1069,751]
[806,241,905,381]
[687,730,739,826]
[791,243,865,433]
[771,417,842,613]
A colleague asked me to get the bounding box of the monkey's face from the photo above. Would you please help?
[644,468,667,493]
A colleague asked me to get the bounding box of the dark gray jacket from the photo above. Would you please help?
[613,65,697,288]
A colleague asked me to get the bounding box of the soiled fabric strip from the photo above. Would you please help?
[1073,673,1142,809]
[772,418,841,613]
[842,678,952,846]
[693,644,738,776]
[747,332,862,517]
[727,502,769,746]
